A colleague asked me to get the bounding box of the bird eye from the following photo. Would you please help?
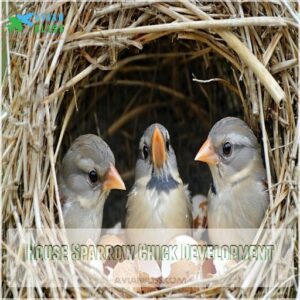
[142,145,149,159]
[88,170,98,183]
[222,142,232,156]
[166,140,170,151]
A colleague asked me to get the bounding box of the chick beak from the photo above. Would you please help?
[152,127,167,169]
[195,138,219,165]
[103,163,126,191]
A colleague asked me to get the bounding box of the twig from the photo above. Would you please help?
[179,0,286,104]
[70,17,287,40]
[107,103,166,136]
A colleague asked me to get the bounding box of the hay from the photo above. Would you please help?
[2,0,298,298]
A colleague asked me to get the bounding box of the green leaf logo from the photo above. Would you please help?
[7,16,23,32]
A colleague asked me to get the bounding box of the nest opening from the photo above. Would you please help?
[58,36,243,227]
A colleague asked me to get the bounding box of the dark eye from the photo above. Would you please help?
[89,170,98,183]
[166,140,170,151]
[222,142,232,156]
[142,145,149,159]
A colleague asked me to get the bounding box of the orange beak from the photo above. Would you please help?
[152,126,167,169]
[195,138,219,165]
[103,163,126,191]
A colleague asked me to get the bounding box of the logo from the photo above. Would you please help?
[7,13,64,34]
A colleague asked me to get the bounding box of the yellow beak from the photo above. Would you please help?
[195,138,219,165]
[152,126,167,169]
[103,163,126,191]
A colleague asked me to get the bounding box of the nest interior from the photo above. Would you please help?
[60,36,244,228]
[2,1,298,298]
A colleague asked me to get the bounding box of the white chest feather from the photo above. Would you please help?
[126,182,192,248]
[63,197,105,244]
[207,179,268,245]
[126,182,192,229]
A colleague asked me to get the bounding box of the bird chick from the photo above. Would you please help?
[59,134,125,244]
[195,117,268,246]
[126,124,192,252]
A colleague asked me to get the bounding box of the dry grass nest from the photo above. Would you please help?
[1,1,299,298]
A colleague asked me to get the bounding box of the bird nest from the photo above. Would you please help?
[2,1,298,298]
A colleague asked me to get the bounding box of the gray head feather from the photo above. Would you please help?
[59,134,115,207]
[208,117,266,188]
[135,123,180,191]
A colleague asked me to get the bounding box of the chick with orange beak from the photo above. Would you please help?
[195,117,268,245]
[126,124,192,247]
[59,134,126,244]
